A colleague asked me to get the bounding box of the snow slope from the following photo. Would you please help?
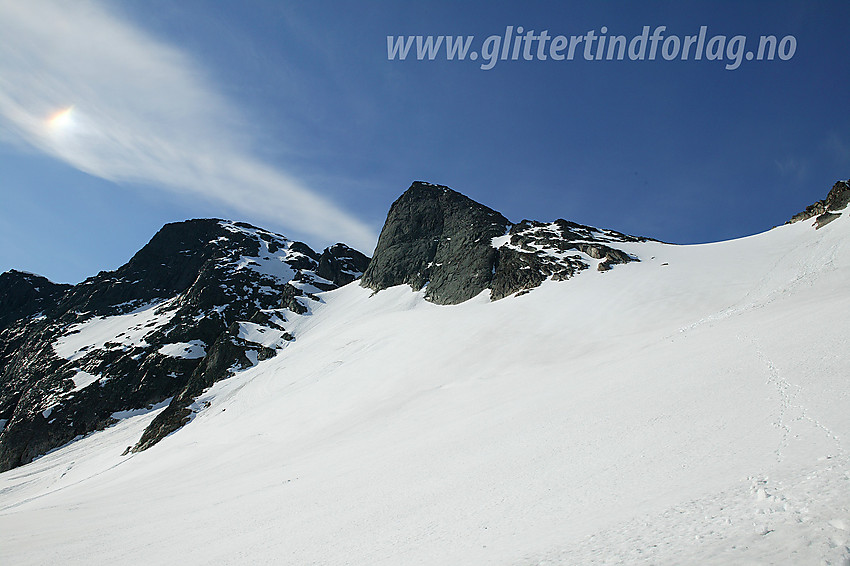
[53,298,178,361]
[1,214,849,565]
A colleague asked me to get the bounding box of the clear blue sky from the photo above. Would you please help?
[1,0,848,283]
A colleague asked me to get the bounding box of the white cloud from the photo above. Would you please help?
[0,0,377,251]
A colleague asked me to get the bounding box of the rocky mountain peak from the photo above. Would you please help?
[362,181,645,304]
[360,181,511,304]
[0,219,370,471]
[55,219,296,319]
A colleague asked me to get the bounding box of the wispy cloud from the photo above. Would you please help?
[774,156,809,182]
[0,0,376,251]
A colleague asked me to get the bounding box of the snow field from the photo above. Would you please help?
[1,212,849,565]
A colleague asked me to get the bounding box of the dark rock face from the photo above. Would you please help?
[789,180,850,228]
[0,272,73,444]
[361,182,510,304]
[0,219,368,471]
[826,180,850,212]
[362,182,645,304]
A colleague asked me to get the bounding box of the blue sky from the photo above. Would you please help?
[1,0,848,284]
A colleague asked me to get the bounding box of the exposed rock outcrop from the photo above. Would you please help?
[788,180,850,228]
[490,220,644,300]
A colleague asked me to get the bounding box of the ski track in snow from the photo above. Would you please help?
[741,335,845,465]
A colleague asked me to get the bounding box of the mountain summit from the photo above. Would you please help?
[361,181,510,304]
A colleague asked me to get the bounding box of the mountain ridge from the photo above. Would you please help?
[1,178,849,565]
[0,179,846,471]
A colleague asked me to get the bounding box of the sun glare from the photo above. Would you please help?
[47,106,74,130]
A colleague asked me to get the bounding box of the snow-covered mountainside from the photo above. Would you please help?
[0,219,369,470]
[1,180,849,565]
